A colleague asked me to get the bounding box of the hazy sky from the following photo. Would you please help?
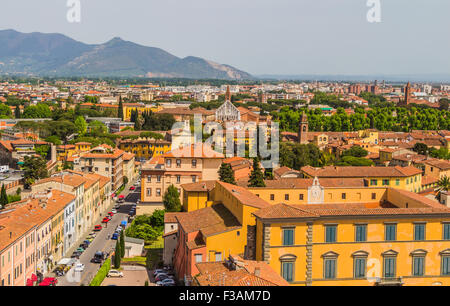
[0,0,449,76]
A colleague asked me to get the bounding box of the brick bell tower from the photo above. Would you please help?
[298,113,309,144]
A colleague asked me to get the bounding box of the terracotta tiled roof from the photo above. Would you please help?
[33,175,86,188]
[301,165,422,178]
[122,152,135,161]
[260,178,367,189]
[423,159,450,170]
[176,204,241,236]
[195,255,289,286]
[217,181,270,209]
[0,190,75,251]
[164,212,184,223]
[181,180,216,192]
[253,189,450,220]
[163,143,224,159]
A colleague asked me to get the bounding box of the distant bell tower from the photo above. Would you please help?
[404,82,411,105]
[225,86,231,101]
[298,113,309,144]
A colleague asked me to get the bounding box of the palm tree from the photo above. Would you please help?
[437,176,450,193]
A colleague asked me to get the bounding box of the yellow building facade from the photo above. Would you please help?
[175,177,450,286]
[118,138,171,160]
[253,187,450,286]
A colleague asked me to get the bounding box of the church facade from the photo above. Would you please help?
[215,86,241,122]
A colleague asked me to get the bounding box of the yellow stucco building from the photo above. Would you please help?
[118,138,171,160]
[301,165,423,193]
[177,176,450,286]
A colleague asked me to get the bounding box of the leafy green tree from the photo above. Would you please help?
[413,143,429,155]
[218,163,236,184]
[35,145,50,159]
[125,223,160,241]
[74,116,88,136]
[45,135,62,145]
[88,120,108,136]
[149,210,165,228]
[248,157,266,187]
[439,98,450,111]
[336,156,374,166]
[342,146,368,158]
[163,185,181,212]
[22,103,52,118]
[22,155,49,188]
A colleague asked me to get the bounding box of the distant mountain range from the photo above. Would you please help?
[0,29,252,80]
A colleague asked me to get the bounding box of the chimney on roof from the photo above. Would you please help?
[9,232,12,238]
[254,267,261,277]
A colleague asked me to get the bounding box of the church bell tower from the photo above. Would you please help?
[298,113,308,144]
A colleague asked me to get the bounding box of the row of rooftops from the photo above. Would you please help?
[0,189,76,252]
[301,165,423,178]
[172,177,450,239]
[33,170,110,190]
[0,170,113,252]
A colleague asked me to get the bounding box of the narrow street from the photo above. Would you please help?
[56,183,141,286]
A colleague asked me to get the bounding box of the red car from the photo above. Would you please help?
[94,225,102,231]
[39,277,58,286]
[108,212,114,217]
[102,217,110,223]
[129,186,135,191]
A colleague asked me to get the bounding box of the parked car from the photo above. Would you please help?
[129,186,136,191]
[111,209,117,214]
[157,278,176,286]
[111,233,119,240]
[76,247,85,253]
[94,225,102,231]
[107,270,124,278]
[108,212,114,217]
[153,269,165,276]
[71,251,81,259]
[155,273,174,282]
[115,226,123,233]
[54,266,65,276]
[92,251,105,263]
[74,263,85,272]
[102,217,110,224]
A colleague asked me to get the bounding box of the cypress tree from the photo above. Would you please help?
[248,157,266,187]
[14,106,21,119]
[0,185,7,208]
[218,163,236,185]
[120,230,125,258]
[118,96,124,120]
[114,240,121,269]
